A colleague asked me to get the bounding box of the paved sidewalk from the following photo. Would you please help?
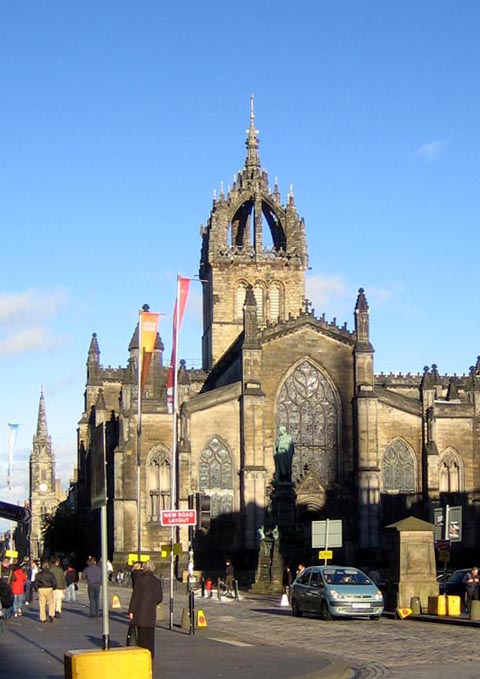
[0,582,353,679]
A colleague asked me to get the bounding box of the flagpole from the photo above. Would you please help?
[7,423,20,555]
[169,275,181,631]
[136,306,145,562]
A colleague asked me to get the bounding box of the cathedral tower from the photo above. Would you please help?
[199,98,309,370]
[29,390,58,559]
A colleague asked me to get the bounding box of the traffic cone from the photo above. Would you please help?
[396,607,412,619]
[196,609,207,628]
[112,595,121,609]
[280,593,289,607]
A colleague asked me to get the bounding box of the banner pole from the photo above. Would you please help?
[169,274,181,631]
[137,308,143,561]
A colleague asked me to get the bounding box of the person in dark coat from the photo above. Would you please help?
[128,560,163,658]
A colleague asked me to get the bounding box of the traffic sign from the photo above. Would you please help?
[160,509,197,526]
[0,500,31,524]
[312,519,342,548]
[318,550,333,560]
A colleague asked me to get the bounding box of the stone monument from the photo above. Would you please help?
[387,515,439,610]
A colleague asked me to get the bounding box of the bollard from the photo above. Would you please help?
[470,600,480,620]
[217,577,221,600]
[201,577,205,598]
[410,596,421,615]
[189,590,195,635]
[234,579,239,600]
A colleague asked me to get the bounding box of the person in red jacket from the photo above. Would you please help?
[11,563,27,617]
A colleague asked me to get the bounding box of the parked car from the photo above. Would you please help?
[291,565,384,620]
[438,568,470,598]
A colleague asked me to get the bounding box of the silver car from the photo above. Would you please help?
[291,565,384,620]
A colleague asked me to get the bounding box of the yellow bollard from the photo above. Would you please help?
[64,648,151,679]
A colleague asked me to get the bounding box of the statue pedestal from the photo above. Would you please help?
[270,482,297,534]
[251,483,297,594]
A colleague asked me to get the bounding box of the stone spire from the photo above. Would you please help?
[87,333,100,381]
[245,94,261,175]
[36,389,48,438]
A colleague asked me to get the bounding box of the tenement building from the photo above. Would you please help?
[73,104,480,572]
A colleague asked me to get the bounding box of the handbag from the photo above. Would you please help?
[126,621,138,647]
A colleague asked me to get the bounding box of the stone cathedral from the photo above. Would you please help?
[73,104,480,572]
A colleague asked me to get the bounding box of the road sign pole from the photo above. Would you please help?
[324,519,330,565]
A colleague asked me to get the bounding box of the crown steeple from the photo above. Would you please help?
[245,94,261,175]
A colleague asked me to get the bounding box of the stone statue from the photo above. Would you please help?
[274,425,295,483]
[257,525,266,540]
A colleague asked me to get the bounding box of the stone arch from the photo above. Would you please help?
[235,279,249,320]
[381,437,417,493]
[439,447,464,494]
[145,444,171,521]
[198,436,234,519]
[268,280,284,323]
[275,358,341,487]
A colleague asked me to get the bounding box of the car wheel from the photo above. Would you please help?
[291,599,302,617]
[321,601,332,621]
[369,615,381,621]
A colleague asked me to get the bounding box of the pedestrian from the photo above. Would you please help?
[107,560,114,582]
[0,576,14,620]
[33,561,57,623]
[463,566,480,613]
[225,559,234,595]
[49,556,66,617]
[11,562,27,617]
[128,560,163,658]
[64,563,79,602]
[130,561,143,588]
[29,560,39,603]
[282,564,293,601]
[116,568,125,586]
[83,556,102,617]
[295,563,306,578]
[368,567,381,586]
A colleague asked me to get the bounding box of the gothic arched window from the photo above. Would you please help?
[276,360,339,486]
[236,282,248,320]
[269,283,282,322]
[382,439,416,493]
[146,447,171,521]
[253,284,265,326]
[439,449,463,494]
[199,437,234,518]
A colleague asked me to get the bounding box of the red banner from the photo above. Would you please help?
[139,310,160,391]
[167,277,191,413]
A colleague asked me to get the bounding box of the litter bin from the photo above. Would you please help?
[410,596,421,615]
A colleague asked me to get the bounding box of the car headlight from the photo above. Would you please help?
[328,589,345,600]
[375,591,383,601]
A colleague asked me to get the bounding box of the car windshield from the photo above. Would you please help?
[322,568,371,585]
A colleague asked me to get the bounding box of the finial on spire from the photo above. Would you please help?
[245,95,260,171]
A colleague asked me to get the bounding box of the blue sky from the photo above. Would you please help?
[1,1,479,533]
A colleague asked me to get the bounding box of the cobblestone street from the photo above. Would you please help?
[196,592,479,678]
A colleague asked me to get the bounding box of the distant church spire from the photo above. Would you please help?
[36,389,48,438]
[245,94,261,174]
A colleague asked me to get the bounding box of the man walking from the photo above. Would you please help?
[83,556,102,617]
[49,557,66,618]
[34,561,57,623]
[463,566,480,613]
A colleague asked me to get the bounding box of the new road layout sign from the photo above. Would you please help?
[160,509,197,526]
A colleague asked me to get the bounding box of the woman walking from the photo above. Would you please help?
[128,560,163,658]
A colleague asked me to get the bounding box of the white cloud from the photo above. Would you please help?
[0,287,70,356]
[0,327,68,356]
[415,139,447,162]
[306,273,348,309]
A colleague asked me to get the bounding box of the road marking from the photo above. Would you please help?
[208,637,254,647]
